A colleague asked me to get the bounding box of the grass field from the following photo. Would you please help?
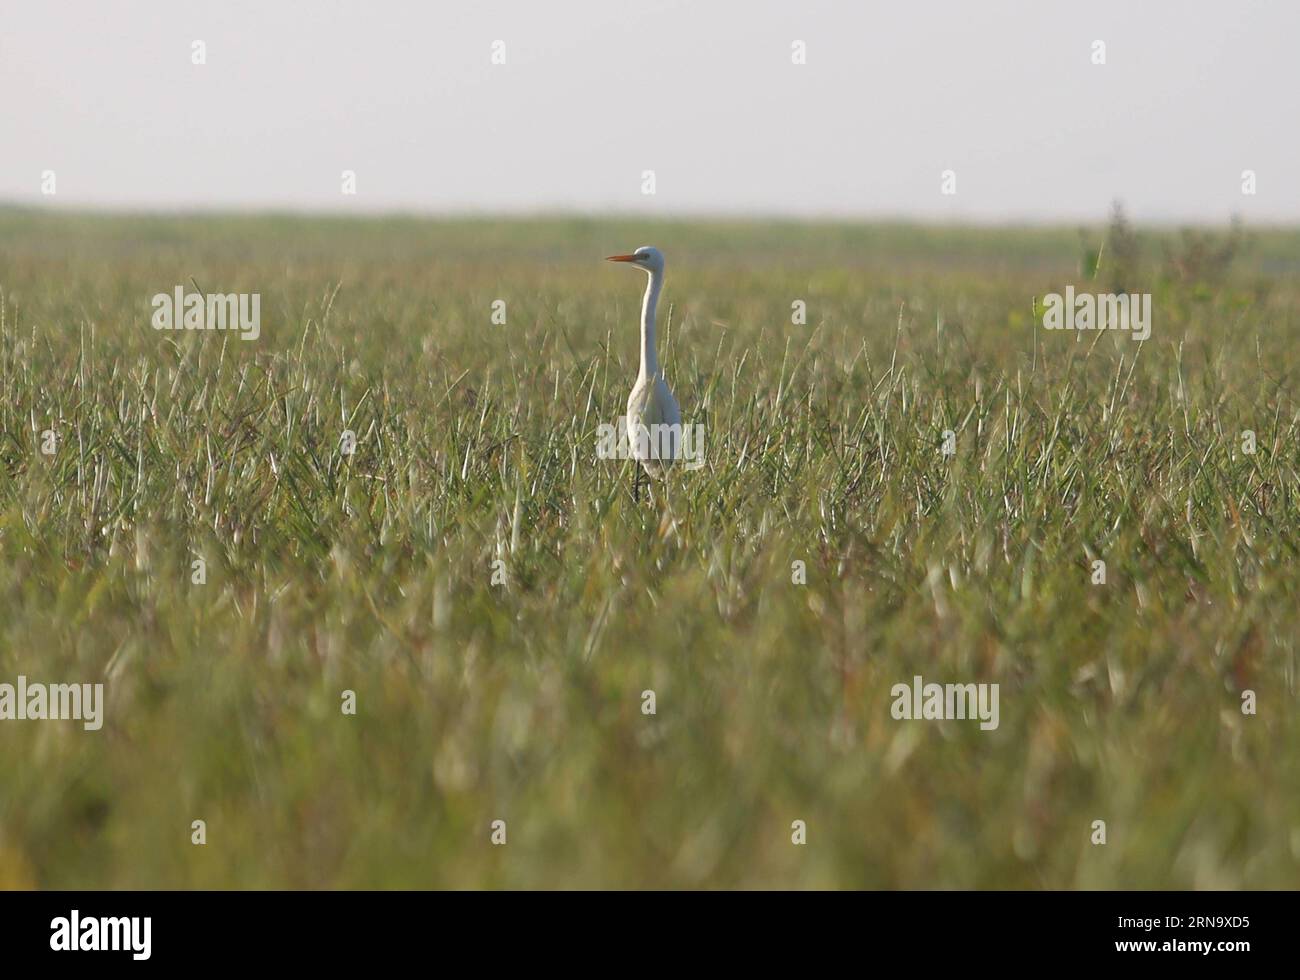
[1,208,1298,888]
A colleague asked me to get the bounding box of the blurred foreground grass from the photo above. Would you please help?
[0,209,1298,888]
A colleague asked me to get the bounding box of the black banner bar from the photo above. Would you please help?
[0,890,1278,966]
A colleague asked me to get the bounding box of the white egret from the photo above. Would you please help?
[606,246,681,501]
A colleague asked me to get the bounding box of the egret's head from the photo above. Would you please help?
[605,245,664,275]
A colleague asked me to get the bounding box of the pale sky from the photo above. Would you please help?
[3,0,1296,222]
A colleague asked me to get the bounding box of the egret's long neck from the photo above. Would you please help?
[639,269,662,380]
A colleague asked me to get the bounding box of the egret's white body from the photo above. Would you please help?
[607,246,681,482]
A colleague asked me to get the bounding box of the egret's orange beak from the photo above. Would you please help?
[605,253,637,262]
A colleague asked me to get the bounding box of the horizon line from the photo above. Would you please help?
[0,200,1281,231]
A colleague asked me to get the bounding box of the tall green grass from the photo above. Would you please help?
[0,210,1297,887]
